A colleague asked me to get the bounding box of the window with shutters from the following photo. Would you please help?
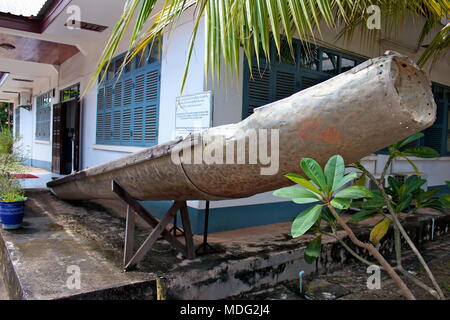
[35,91,52,141]
[242,39,365,119]
[96,43,161,146]
[422,83,450,156]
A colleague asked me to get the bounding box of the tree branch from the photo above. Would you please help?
[355,164,445,300]
[327,204,416,300]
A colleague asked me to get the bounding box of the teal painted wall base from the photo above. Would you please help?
[140,200,307,235]
[189,201,305,234]
[140,184,449,235]
[31,159,52,171]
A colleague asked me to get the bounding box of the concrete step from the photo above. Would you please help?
[1,189,449,300]
[0,202,155,299]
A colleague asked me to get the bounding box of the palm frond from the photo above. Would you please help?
[417,22,450,67]
[87,0,450,94]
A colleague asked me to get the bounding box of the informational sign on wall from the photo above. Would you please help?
[175,91,213,139]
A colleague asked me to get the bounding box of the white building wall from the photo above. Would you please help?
[158,14,206,143]
[14,98,32,165]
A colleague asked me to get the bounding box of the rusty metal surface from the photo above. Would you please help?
[48,52,437,201]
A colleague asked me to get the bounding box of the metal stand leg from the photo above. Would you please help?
[168,213,185,238]
[195,201,225,256]
[112,181,196,270]
[123,205,135,266]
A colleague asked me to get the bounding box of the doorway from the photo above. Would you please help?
[52,84,81,175]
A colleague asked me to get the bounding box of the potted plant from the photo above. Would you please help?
[0,127,27,229]
[0,174,26,229]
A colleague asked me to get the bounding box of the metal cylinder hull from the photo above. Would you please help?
[48,52,437,200]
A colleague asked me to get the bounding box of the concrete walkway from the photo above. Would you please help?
[19,167,62,189]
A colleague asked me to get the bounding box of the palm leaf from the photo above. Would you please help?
[417,23,450,67]
[87,0,450,94]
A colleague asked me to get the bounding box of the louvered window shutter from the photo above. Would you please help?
[112,79,123,143]
[423,85,448,156]
[94,42,163,147]
[121,74,133,144]
[103,83,114,143]
[300,76,322,90]
[144,68,159,144]
[132,71,145,145]
[243,41,364,120]
[245,64,272,118]
[96,85,105,142]
[423,126,443,153]
[275,70,297,101]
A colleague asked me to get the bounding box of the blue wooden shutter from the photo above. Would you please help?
[242,41,364,120]
[96,46,161,147]
[245,64,272,117]
[121,73,134,144]
[112,78,123,143]
[300,75,323,90]
[96,85,105,143]
[132,70,145,145]
[275,70,298,100]
[423,85,446,155]
[143,67,159,144]
[104,83,114,143]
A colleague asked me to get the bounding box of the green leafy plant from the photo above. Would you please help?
[351,133,446,300]
[274,155,416,300]
[274,156,370,238]
[411,187,449,212]
[0,175,26,202]
[388,133,440,175]
[441,181,450,208]
[0,127,26,176]
[352,174,448,217]
[0,127,27,203]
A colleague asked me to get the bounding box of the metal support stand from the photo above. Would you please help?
[168,214,185,237]
[195,201,225,256]
[112,181,196,270]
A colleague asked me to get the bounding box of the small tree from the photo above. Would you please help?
[0,127,27,202]
[274,138,449,300]
[274,155,416,300]
[0,127,26,175]
[350,133,447,299]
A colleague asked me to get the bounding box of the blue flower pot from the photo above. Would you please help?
[0,200,26,230]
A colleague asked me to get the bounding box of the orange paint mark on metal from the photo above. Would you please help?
[319,127,342,144]
[298,118,321,139]
[298,118,342,145]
